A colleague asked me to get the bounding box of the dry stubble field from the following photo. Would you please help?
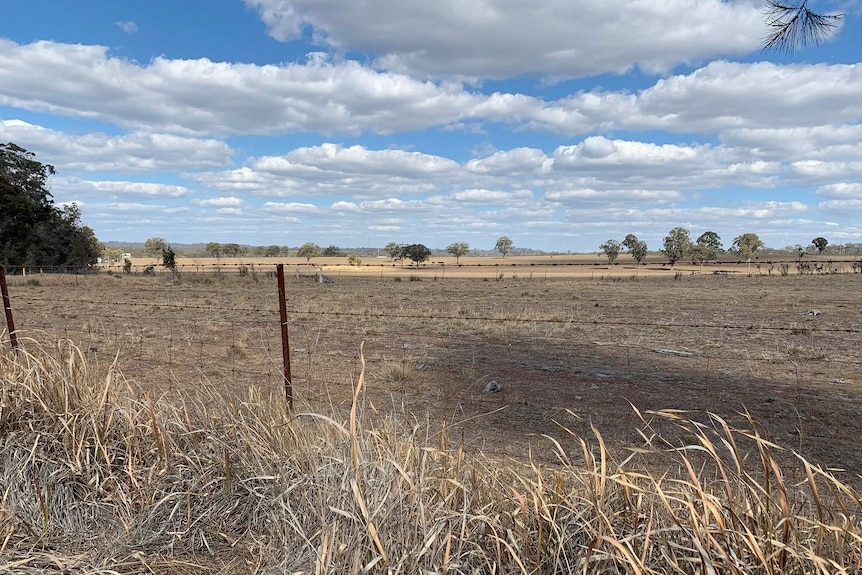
[6,257,862,479]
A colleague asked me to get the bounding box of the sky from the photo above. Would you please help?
[1,0,861,253]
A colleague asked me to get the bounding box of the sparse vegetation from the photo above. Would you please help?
[1,341,861,574]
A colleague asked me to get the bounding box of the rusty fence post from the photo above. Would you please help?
[0,266,19,352]
[276,264,293,408]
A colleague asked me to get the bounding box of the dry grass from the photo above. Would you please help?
[2,339,861,574]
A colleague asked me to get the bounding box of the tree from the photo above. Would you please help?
[662,227,692,266]
[144,237,167,262]
[599,239,621,266]
[263,245,283,257]
[812,236,829,254]
[402,243,431,267]
[495,236,513,258]
[322,245,344,257]
[162,245,178,278]
[732,233,764,260]
[297,242,319,263]
[204,242,222,258]
[623,234,648,265]
[732,233,765,275]
[691,231,722,267]
[761,0,844,54]
[446,242,470,265]
[1,143,103,268]
[383,242,402,261]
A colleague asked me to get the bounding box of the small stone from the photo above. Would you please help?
[401,343,413,349]
[483,380,502,393]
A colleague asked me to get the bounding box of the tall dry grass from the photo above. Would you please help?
[1,338,861,574]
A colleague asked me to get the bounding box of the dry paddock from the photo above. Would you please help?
[3,260,862,479]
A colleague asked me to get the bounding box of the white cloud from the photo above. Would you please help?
[816,183,862,199]
[262,201,320,213]
[54,177,190,198]
[245,0,767,79]
[0,119,232,171]
[194,197,244,207]
[115,21,138,34]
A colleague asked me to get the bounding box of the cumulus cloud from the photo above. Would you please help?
[245,0,766,79]
[0,119,232,171]
[53,177,190,198]
[194,197,244,207]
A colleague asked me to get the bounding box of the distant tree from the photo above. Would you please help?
[732,233,764,260]
[162,245,178,279]
[599,239,621,266]
[144,237,167,262]
[732,233,765,275]
[812,236,829,254]
[383,242,402,260]
[402,243,431,267]
[220,243,244,257]
[297,242,319,263]
[622,234,648,265]
[691,231,722,267]
[662,227,692,266]
[322,245,344,257]
[495,236,513,258]
[204,242,222,258]
[446,242,470,265]
[264,245,283,257]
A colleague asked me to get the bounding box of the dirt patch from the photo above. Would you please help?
[5,266,861,481]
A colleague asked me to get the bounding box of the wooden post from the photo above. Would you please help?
[0,266,19,352]
[276,264,293,408]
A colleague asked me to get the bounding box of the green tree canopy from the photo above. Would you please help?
[402,243,431,267]
[812,236,828,254]
[144,237,167,261]
[662,227,692,266]
[297,242,320,262]
[1,143,102,267]
[691,231,722,265]
[599,239,621,265]
[383,242,402,260]
[446,242,469,265]
[732,233,764,260]
[623,234,648,265]
[495,236,513,258]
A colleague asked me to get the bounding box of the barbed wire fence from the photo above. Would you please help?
[2,263,862,457]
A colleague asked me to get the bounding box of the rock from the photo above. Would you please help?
[483,380,502,393]
[806,309,822,316]
[401,343,413,349]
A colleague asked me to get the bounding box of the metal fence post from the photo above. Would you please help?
[276,264,293,408]
[0,266,19,352]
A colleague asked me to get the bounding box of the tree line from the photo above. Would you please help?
[1,143,103,268]
[600,228,837,267]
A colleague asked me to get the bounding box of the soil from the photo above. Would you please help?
[4,258,861,483]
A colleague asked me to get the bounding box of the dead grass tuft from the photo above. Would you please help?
[1,340,861,574]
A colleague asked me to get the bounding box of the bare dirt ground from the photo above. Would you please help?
[5,257,862,482]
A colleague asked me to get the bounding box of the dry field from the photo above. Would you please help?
[6,259,861,475]
[3,259,862,573]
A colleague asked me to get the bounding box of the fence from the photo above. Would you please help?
[2,264,862,465]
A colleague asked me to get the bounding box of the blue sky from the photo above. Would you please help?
[1,0,860,252]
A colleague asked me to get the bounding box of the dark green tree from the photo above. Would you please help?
[402,244,431,267]
[812,236,828,254]
[1,143,102,267]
